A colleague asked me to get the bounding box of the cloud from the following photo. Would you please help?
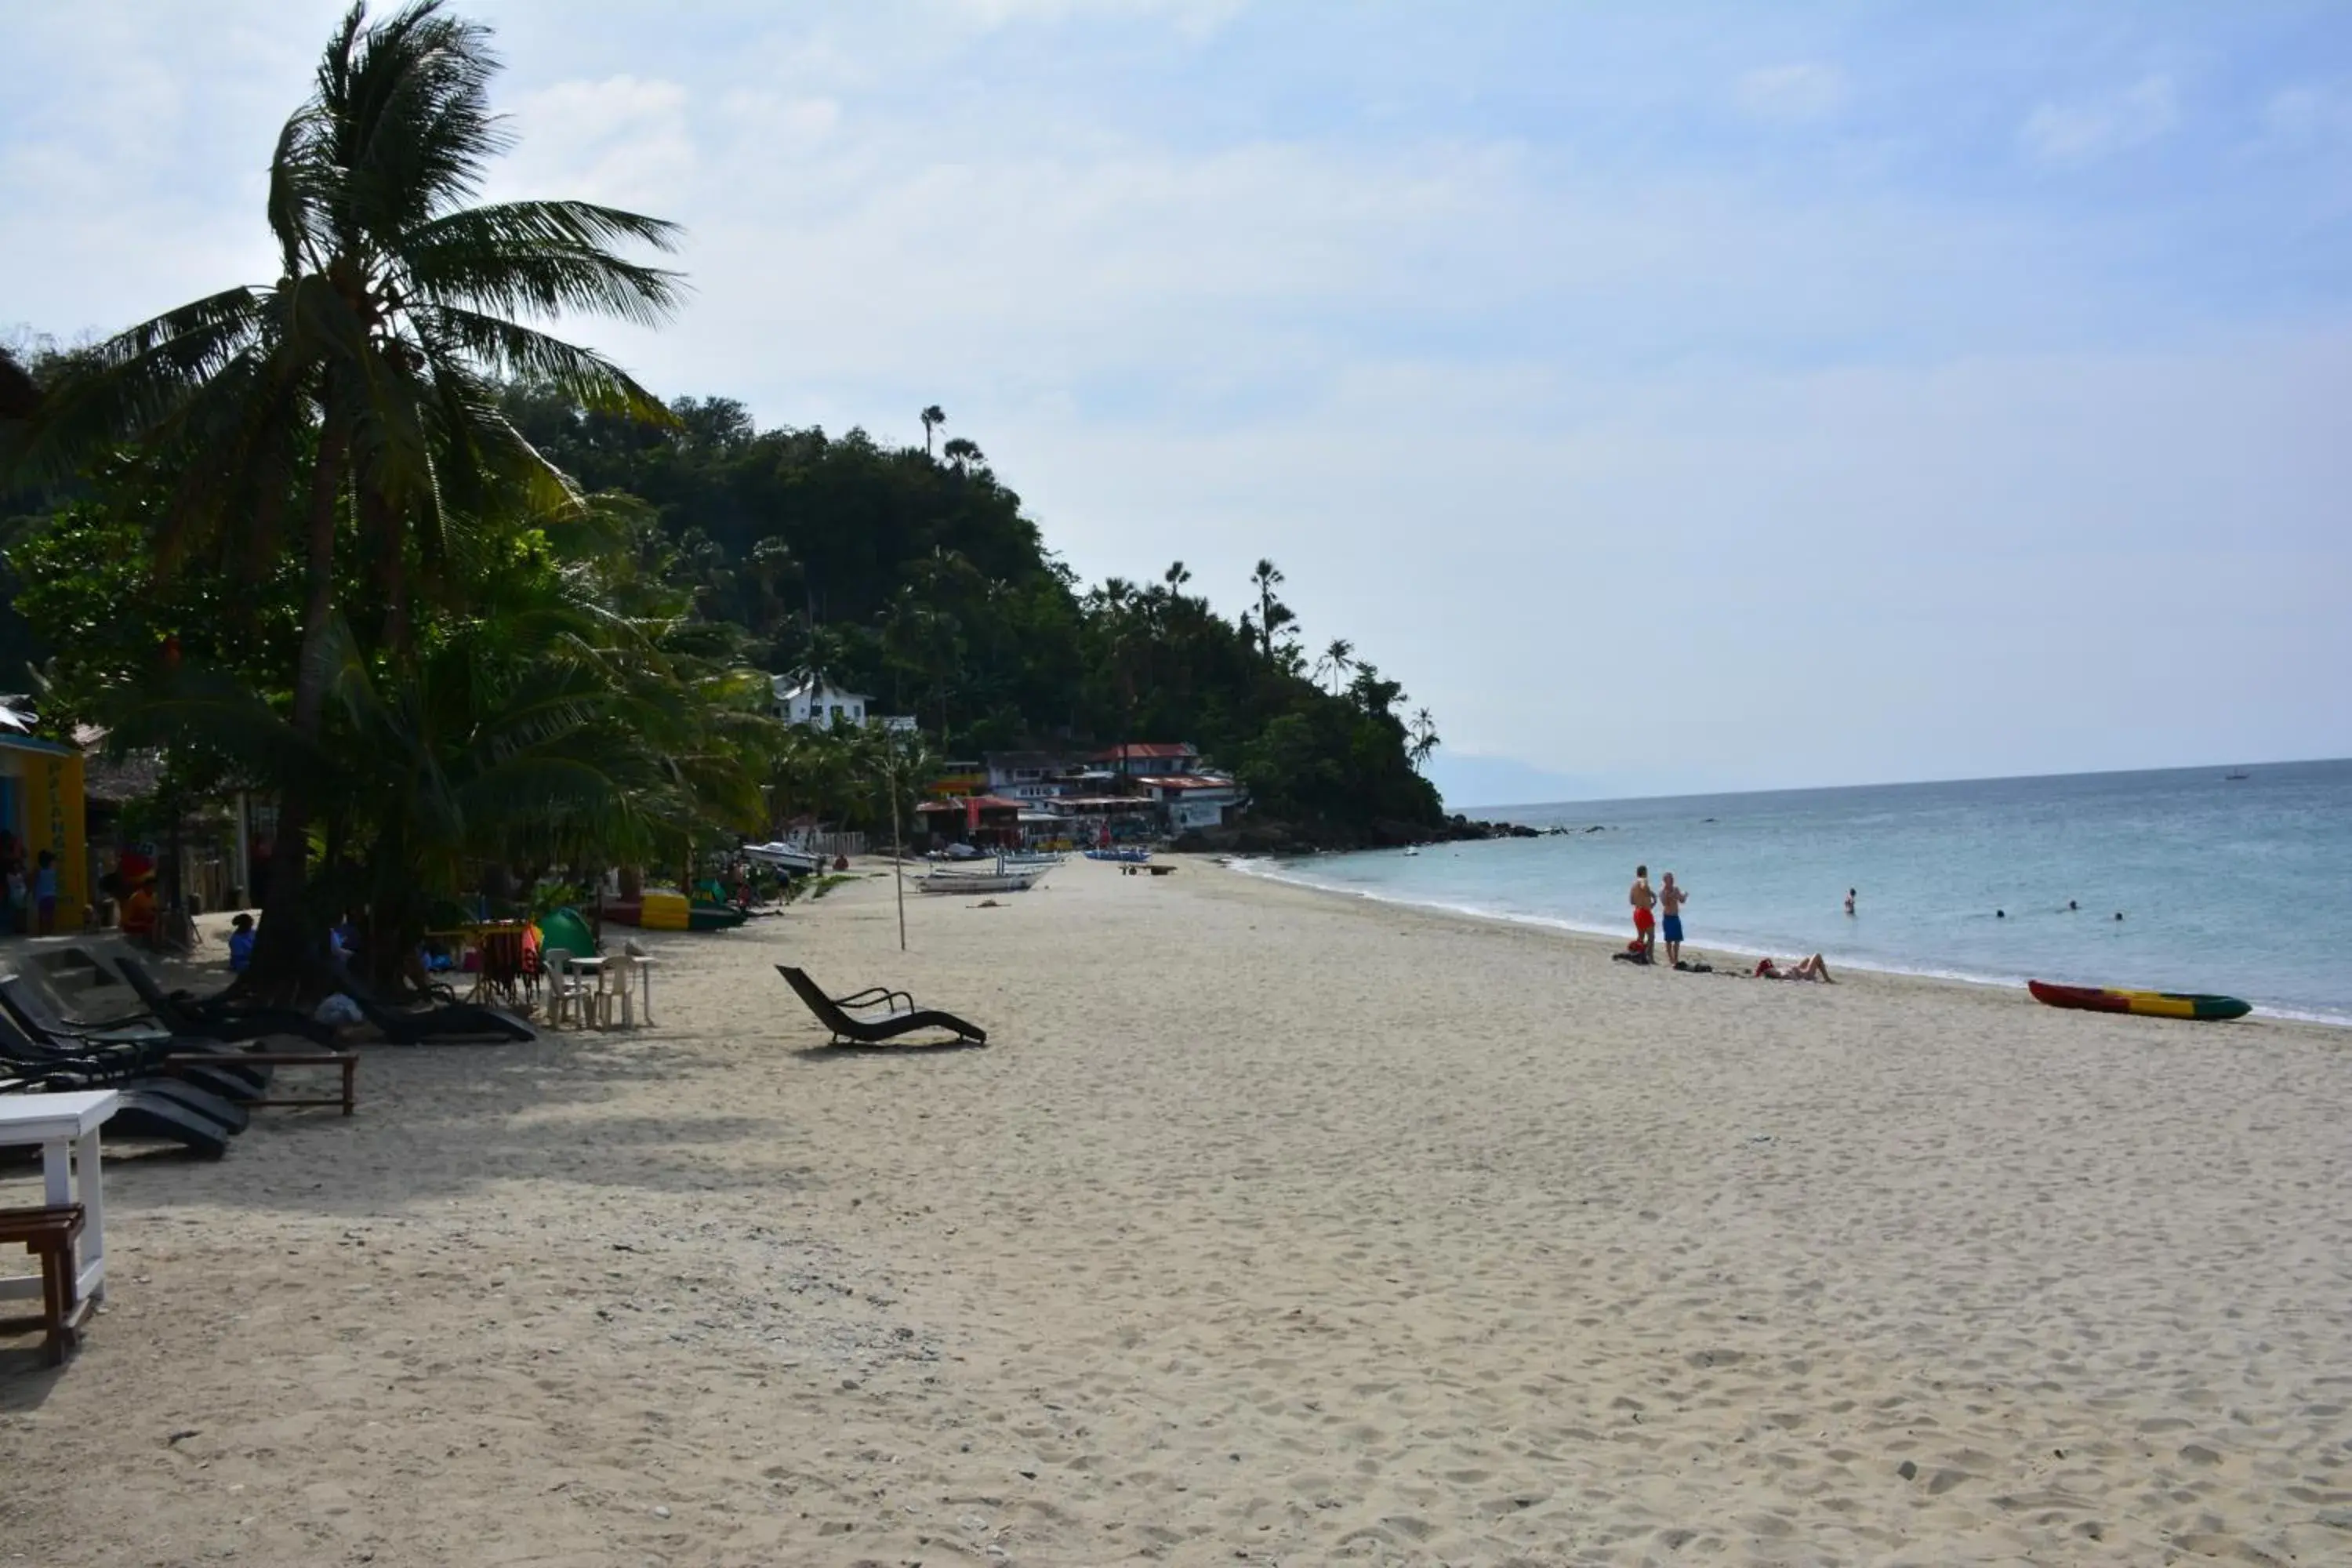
[942,0,1245,39]
[2262,84,2352,148]
[1734,62,1846,124]
[6,2,2349,790]
[2020,74,2177,167]
[499,75,701,211]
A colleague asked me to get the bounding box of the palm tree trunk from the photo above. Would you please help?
[243,419,350,995]
[366,487,412,659]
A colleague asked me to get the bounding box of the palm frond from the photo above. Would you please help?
[399,201,685,326]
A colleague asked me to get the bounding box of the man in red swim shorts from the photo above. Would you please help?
[1629,864,1657,961]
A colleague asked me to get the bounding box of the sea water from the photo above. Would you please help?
[1245,758,2352,1025]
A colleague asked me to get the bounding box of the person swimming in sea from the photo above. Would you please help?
[1844,887,1856,916]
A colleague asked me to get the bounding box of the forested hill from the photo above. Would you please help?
[503,389,1445,841]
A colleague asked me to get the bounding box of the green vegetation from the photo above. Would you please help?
[503,391,1443,836]
[0,2,1442,995]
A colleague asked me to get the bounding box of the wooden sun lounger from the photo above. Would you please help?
[775,967,987,1047]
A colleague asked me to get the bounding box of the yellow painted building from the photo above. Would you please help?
[0,733,89,931]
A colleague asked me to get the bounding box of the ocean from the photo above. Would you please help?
[1243,758,2352,1025]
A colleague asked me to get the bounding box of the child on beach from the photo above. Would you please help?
[227,913,256,971]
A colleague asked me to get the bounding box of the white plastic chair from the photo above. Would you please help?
[543,949,593,1030]
[597,949,637,1029]
[623,938,657,1025]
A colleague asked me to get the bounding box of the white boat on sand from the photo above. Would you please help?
[916,869,1043,895]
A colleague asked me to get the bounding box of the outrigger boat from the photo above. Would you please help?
[915,854,1051,895]
[916,868,1043,895]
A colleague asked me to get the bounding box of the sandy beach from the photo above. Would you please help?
[2,856,2347,1566]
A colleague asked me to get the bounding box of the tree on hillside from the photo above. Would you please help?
[1407,706,1439,771]
[920,404,945,455]
[1314,637,1355,695]
[942,436,983,472]
[0,347,37,423]
[1248,557,1296,662]
[20,0,682,989]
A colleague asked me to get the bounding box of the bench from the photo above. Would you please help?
[163,1051,359,1116]
[0,1205,89,1365]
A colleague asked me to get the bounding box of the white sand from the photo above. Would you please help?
[2,858,2348,1565]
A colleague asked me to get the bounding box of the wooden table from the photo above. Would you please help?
[165,1052,358,1116]
[0,1091,118,1308]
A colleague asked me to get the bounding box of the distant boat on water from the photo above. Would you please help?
[2223,771,2250,781]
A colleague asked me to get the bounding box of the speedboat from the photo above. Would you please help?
[743,840,826,874]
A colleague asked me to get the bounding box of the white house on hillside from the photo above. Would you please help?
[771,674,916,731]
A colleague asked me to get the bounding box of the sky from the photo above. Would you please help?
[5,2,2350,804]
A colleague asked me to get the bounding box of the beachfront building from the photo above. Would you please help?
[983,751,1083,803]
[1052,793,1163,846]
[0,724,89,932]
[1094,742,1200,779]
[1134,773,1248,832]
[915,794,1024,850]
[771,674,916,732]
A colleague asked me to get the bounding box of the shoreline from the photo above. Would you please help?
[1228,853,2352,1032]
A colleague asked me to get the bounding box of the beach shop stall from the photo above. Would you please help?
[0,732,89,932]
[914,794,1024,851]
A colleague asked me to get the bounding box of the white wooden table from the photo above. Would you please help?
[0,1090,119,1307]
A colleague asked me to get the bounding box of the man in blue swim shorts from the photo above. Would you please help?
[1658,871,1689,966]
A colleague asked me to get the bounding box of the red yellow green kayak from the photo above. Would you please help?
[2028,980,2251,1022]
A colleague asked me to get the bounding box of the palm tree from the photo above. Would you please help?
[1314,637,1355,695]
[29,1,681,986]
[920,404,945,455]
[1407,706,1440,771]
[1249,557,1287,662]
[942,435,983,472]
[1163,560,1191,591]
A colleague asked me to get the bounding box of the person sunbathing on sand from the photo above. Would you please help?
[1754,954,1832,982]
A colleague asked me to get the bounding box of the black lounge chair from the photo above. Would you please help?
[775,966,987,1047]
[0,975,169,1044]
[0,1003,260,1127]
[0,983,271,1105]
[0,1074,232,1160]
[114,956,337,1046]
[313,953,537,1044]
[347,992,535,1045]
[0,1030,252,1135]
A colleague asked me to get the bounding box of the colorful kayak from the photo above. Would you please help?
[601,893,748,932]
[2028,980,2252,1022]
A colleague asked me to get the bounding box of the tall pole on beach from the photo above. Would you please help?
[887,729,907,953]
